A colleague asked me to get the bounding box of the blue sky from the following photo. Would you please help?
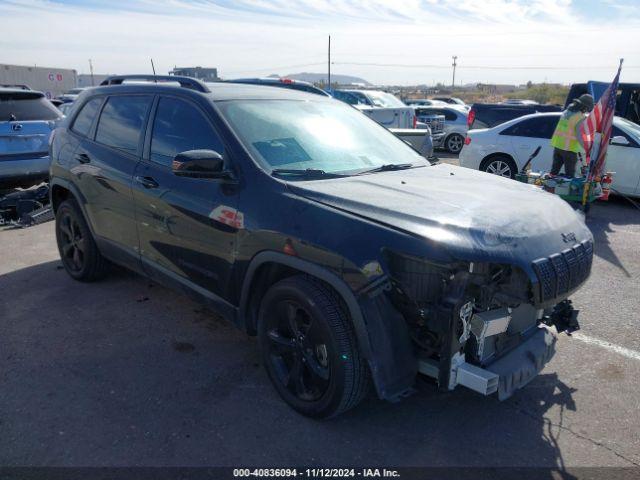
[1,0,638,85]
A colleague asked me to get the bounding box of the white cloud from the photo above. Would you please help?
[0,0,638,85]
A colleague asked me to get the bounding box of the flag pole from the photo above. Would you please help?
[581,58,624,209]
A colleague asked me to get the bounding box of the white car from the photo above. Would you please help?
[333,89,416,129]
[459,112,640,197]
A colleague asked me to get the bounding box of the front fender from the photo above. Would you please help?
[239,251,416,401]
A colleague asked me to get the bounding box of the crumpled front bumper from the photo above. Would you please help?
[486,327,557,400]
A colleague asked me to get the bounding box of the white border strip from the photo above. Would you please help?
[572,333,640,361]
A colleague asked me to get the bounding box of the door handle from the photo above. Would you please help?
[75,152,91,164]
[134,175,159,189]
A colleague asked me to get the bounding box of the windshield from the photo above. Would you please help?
[365,91,406,108]
[218,99,425,175]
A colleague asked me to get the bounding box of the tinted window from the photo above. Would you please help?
[95,95,152,154]
[150,97,224,166]
[71,98,102,137]
[443,110,458,121]
[0,92,61,121]
[502,116,557,139]
[334,91,359,105]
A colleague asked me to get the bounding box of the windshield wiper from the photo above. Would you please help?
[271,168,348,179]
[355,163,416,175]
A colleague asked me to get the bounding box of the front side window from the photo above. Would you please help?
[71,97,102,137]
[218,99,425,175]
[150,97,224,166]
[95,95,152,154]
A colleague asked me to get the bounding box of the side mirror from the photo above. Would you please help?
[610,135,630,146]
[172,150,232,179]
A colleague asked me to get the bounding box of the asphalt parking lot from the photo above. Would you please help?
[1,157,640,469]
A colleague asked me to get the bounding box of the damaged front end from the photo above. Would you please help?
[382,247,589,400]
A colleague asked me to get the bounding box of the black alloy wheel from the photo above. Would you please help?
[58,211,85,274]
[264,298,331,402]
[258,275,371,418]
[55,199,108,281]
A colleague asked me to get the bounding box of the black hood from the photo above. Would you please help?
[287,163,593,266]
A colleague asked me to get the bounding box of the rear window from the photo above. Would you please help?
[95,95,152,154]
[0,92,61,121]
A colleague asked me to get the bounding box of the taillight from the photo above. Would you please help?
[467,109,475,128]
[413,115,417,129]
[464,136,471,145]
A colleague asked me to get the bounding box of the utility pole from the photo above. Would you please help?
[451,55,458,89]
[328,35,331,89]
[89,59,94,86]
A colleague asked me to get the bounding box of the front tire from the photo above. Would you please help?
[55,199,108,281]
[258,275,371,418]
[445,133,465,154]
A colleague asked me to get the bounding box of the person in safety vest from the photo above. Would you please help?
[550,93,594,177]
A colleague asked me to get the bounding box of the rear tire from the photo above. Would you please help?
[55,199,108,281]
[480,155,518,179]
[258,275,371,418]
[445,133,465,154]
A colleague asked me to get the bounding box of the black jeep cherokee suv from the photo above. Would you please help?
[49,75,593,418]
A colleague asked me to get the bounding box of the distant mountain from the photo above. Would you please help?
[268,72,371,86]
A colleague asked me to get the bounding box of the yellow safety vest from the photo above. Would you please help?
[551,111,584,153]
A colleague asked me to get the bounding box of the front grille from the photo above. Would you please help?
[532,240,593,303]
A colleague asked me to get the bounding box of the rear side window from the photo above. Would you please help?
[0,92,61,121]
[150,97,224,167]
[502,117,556,139]
[71,98,102,137]
[443,110,458,121]
[95,95,152,154]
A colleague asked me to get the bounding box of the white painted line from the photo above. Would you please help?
[571,333,640,361]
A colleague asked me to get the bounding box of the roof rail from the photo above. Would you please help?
[1,84,32,90]
[99,75,210,93]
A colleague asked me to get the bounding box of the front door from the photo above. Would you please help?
[606,125,640,196]
[132,95,240,299]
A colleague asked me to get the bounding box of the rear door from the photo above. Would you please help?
[502,116,557,171]
[132,95,240,299]
[73,94,153,260]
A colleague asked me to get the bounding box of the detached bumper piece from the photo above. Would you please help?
[486,327,556,400]
[418,327,556,400]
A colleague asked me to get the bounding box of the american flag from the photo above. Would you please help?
[580,60,623,181]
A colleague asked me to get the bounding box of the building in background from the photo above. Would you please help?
[77,73,112,88]
[169,66,219,81]
[0,64,77,98]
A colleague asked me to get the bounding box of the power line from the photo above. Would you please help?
[331,61,639,70]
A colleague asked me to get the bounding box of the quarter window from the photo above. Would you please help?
[71,98,102,137]
[95,95,152,154]
[150,97,224,167]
